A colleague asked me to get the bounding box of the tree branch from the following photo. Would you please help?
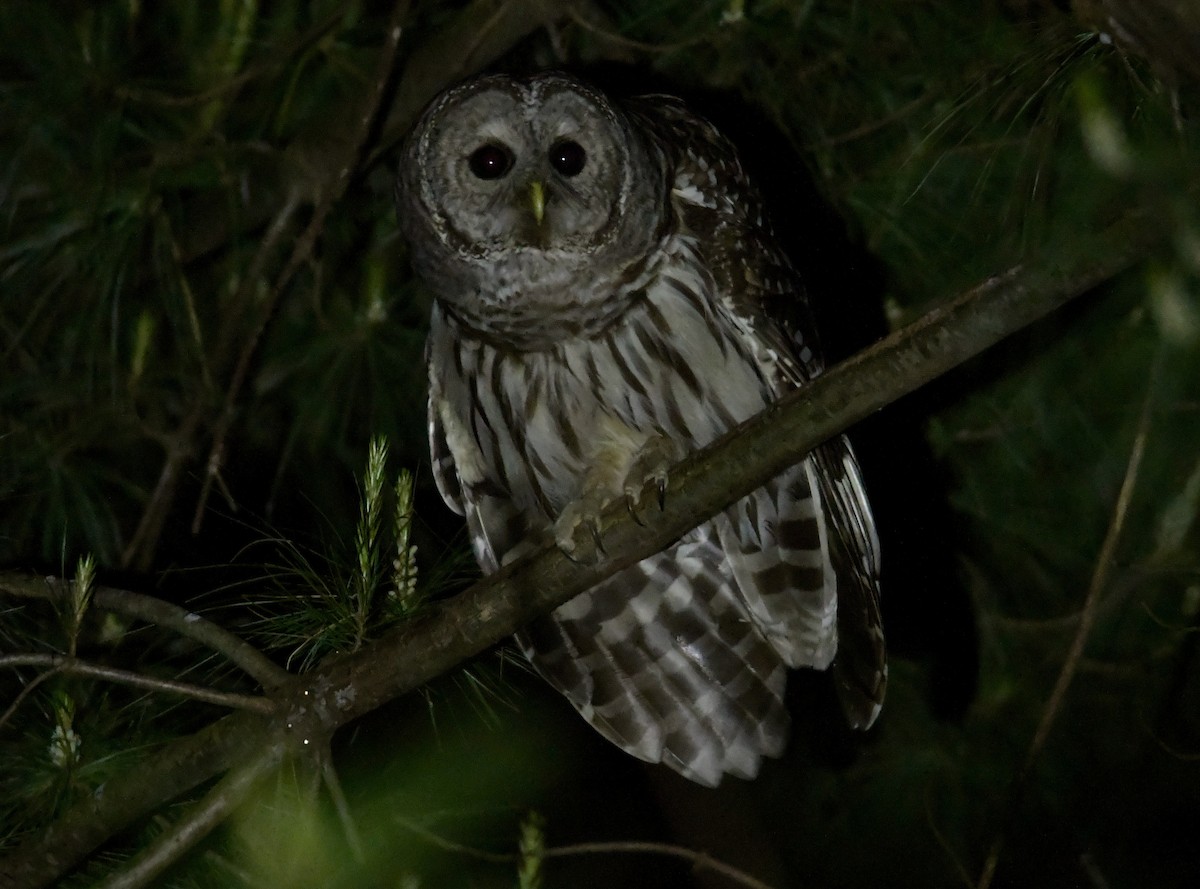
[0,574,290,689]
[96,753,281,889]
[395,817,780,889]
[0,196,1174,888]
[0,654,275,714]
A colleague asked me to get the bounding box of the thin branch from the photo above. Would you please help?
[925,785,976,889]
[0,667,61,732]
[0,573,290,689]
[183,190,304,542]
[97,752,281,889]
[0,707,271,889]
[975,359,1157,889]
[121,429,198,571]
[394,815,515,863]
[564,7,710,53]
[396,818,778,889]
[0,654,275,714]
[813,93,932,148]
[547,842,777,889]
[0,195,1176,889]
[321,755,366,863]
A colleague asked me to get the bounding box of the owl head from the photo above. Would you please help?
[396,73,668,335]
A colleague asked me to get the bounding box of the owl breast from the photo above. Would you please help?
[428,235,776,538]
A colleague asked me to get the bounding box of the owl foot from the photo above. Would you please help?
[553,433,679,561]
[554,500,609,562]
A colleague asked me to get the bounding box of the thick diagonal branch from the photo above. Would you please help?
[0,200,1171,889]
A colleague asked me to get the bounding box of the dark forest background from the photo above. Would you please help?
[1,2,1199,887]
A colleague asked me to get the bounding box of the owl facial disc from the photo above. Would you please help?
[396,73,667,318]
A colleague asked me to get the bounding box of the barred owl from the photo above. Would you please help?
[396,72,885,786]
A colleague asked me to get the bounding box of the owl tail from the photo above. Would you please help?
[517,541,790,787]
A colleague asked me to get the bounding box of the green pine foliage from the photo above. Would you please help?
[1,1,1198,886]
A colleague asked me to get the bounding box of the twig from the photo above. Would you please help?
[565,7,709,53]
[97,751,281,889]
[185,190,304,540]
[0,573,290,690]
[0,654,275,714]
[0,667,61,732]
[813,94,931,148]
[321,755,366,863]
[394,816,515,863]
[396,817,778,889]
[924,785,976,889]
[975,359,1156,889]
[122,429,198,571]
[546,842,777,889]
[368,0,588,168]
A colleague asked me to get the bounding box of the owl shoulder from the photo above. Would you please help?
[625,94,757,220]
[625,94,822,382]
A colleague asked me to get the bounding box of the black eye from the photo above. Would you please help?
[468,143,513,180]
[549,139,586,177]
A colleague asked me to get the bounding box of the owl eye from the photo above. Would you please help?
[467,143,514,180]
[549,139,586,177]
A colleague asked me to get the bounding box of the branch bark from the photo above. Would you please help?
[0,197,1173,888]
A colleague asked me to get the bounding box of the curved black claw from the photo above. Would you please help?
[656,477,667,511]
[588,519,607,557]
[625,491,648,527]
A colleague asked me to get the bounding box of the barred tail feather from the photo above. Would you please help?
[518,540,789,786]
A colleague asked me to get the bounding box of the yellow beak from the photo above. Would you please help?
[528,180,545,226]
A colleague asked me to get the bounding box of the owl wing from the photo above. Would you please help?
[428,349,465,517]
[428,340,532,574]
[812,439,886,728]
[632,94,887,727]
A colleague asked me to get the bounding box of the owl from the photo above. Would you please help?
[395,72,885,786]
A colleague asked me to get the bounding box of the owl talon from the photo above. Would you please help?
[621,434,675,525]
[554,502,609,563]
[626,492,648,526]
[589,520,607,556]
